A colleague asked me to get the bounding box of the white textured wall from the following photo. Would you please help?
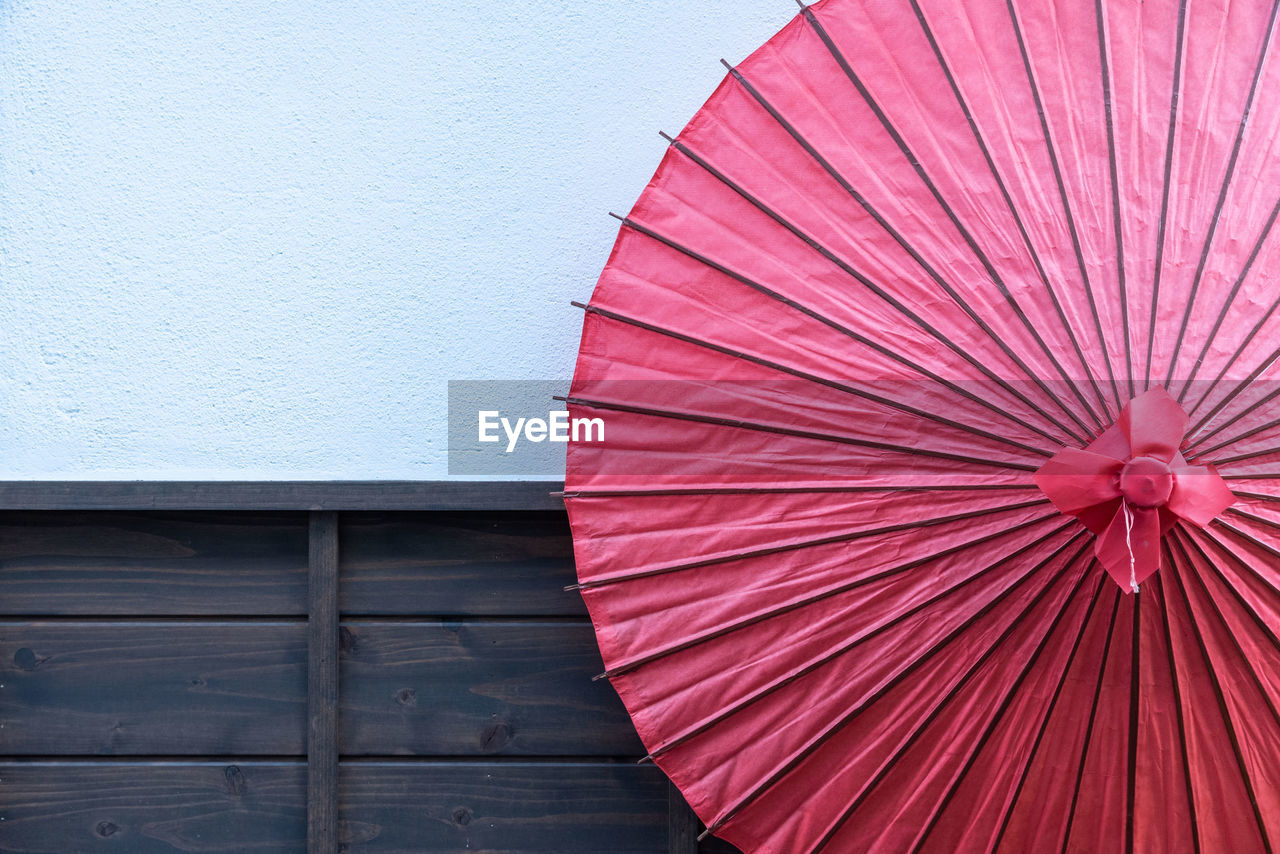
[0,1,791,479]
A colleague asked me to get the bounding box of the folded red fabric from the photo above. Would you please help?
[1034,387,1234,590]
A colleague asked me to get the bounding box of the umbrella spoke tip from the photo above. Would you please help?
[608,211,625,221]
[563,583,580,592]
[658,130,675,143]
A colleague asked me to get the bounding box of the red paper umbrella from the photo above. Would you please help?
[565,0,1280,850]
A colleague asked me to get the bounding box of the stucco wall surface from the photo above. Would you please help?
[0,1,790,479]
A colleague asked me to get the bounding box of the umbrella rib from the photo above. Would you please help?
[1193,520,1280,637]
[1000,0,1124,414]
[1200,436,1280,467]
[1056,585,1123,854]
[1126,586,1140,854]
[1162,534,1277,854]
[608,520,1076,688]
[559,394,1042,472]
[1210,514,1280,609]
[799,7,1108,431]
[1177,210,1280,430]
[1144,0,1191,390]
[636,144,1066,451]
[642,523,1081,765]
[1093,0,1135,401]
[1218,508,1280,537]
[1191,411,1280,460]
[1184,379,1280,456]
[902,0,1117,422]
[1163,0,1280,390]
[805,546,1094,854]
[908,566,1108,854]
[615,176,1072,448]
[1221,507,1280,550]
[1183,521,1280,838]
[697,528,1084,842]
[1152,570,1202,854]
[560,484,1040,499]
[720,61,1093,443]
[989,577,1120,854]
[578,500,1055,592]
[576,301,1052,458]
[1175,196,1280,408]
[1172,528,1280,729]
[1224,490,1280,503]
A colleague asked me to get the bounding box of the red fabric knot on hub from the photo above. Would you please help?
[1119,456,1174,507]
[1032,386,1234,592]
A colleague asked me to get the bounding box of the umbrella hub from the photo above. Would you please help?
[1118,456,1173,508]
[1033,387,1235,591]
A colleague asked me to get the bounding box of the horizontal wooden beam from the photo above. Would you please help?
[0,481,565,511]
[1,621,633,757]
[339,762,670,852]
[0,509,581,617]
[0,622,308,755]
[0,761,671,852]
[339,621,640,756]
[0,510,309,615]
[340,511,582,616]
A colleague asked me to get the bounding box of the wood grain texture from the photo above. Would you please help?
[308,512,340,854]
[0,482,564,511]
[669,781,700,853]
[0,511,308,615]
[0,621,638,759]
[338,621,641,756]
[0,623,306,755]
[0,761,674,853]
[0,761,306,853]
[338,762,669,853]
[339,512,584,616]
[699,833,745,853]
[0,493,704,854]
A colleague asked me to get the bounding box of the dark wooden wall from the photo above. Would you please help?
[0,483,741,854]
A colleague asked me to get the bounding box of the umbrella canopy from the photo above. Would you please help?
[565,0,1280,850]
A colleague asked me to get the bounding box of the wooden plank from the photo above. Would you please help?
[339,761,668,852]
[700,834,745,853]
[339,511,584,616]
[0,760,672,853]
[0,482,565,511]
[338,621,641,756]
[0,761,306,853]
[0,511,308,615]
[669,781,700,853]
[0,623,306,755]
[0,621,635,758]
[307,512,340,854]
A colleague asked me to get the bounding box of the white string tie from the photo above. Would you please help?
[1123,501,1139,594]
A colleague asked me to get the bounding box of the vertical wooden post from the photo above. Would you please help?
[668,780,700,853]
[308,511,340,854]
